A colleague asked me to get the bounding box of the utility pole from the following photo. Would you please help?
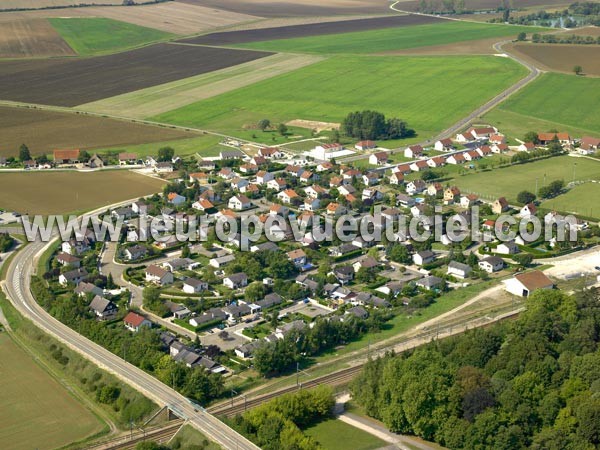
[296,362,300,387]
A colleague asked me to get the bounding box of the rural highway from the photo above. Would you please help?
[1,217,259,450]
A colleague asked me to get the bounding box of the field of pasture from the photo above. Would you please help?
[153,55,527,143]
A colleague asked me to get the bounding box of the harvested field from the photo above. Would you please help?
[221,14,392,32]
[557,26,600,37]
[380,36,500,55]
[0,333,104,450]
[0,106,195,157]
[506,42,600,76]
[394,0,574,12]
[0,171,166,215]
[0,0,124,9]
[175,0,392,17]
[0,3,259,35]
[286,119,340,133]
[79,53,323,118]
[181,14,442,45]
[0,43,272,106]
[0,19,74,58]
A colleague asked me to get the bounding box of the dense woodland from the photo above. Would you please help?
[351,288,600,449]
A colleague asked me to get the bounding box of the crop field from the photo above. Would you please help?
[506,43,600,76]
[0,19,74,58]
[181,14,442,46]
[0,0,124,8]
[153,55,527,142]
[303,419,386,450]
[97,135,225,158]
[0,171,166,215]
[0,106,195,157]
[80,53,323,118]
[541,182,600,219]
[448,156,600,204]
[0,333,103,450]
[176,0,392,17]
[0,43,272,106]
[490,73,600,136]
[235,21,546,54]
[49,17,173,56]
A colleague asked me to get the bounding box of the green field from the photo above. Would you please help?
[541,182,600,219]
[49,18,173,56]
[153,55,526,143]
[487,73,600,138]
[448,155,600,203]
[236,21,546,54]
[99,134,225,158]
[303,419,386,450]
[0,333,103,450]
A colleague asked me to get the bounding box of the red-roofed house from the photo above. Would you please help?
[404,145,423,158]
[124,312,152,332]
[356,140,377,151]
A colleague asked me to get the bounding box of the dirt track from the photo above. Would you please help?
[0,43,272,106]
[0,105,195,156]
[181,14,441,45]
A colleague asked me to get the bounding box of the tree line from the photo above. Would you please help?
[341,110,415,141]
[351,288,600,449]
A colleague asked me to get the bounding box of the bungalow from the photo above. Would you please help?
[394,164,412,175]
[444,186,461,204]
[119,152,138,165]
[145,265,174,285]
[56,252,81,268]
[409,160,429,172]
[538,132,571,146]
[479,256,504,273]
[112,206,134,221]
[167,193,186,206]
[256,171,274,185]
[406,179,426,195]
[381,207,401,221]
[267,178,287,191]
[356,140,377,151]
[224,273,248,289]
[287,249,308,268]
[346,306,368,320]
[413,250,435,266]
[124,311,152,332]
[369,151,389,165]
[235,341,263,359]
[455,132,473,143]
[427,183,443,197]
[468,126,497,139]
[220,149,244,160]
[257,147,280,158]
[476,145,493,157]
[404,145,423,158]
[416,276,444,291]
[89,296,118,321]
[192,198,214,212]
[389,172,404,185]
[304,184,326,199]
[519,203,537,218]
[447,261,472,279]
[275,320,306,339]
[218,167,234,179]
[427,156,446,168]
[464,150,481,161]
[155,162,173,173]
[518,142,536,152]
[330,243,359,257]
[53,149,80,164]
[460,194,479,209]
[124,245,148,261]
[496,240,519,255]
[353,256,378,273]
[250,242,279,253]
[316,161,333,172]
[396,193,415,207]
[156,235,180,251]
[492,197,509,214]
[504,270,553,297]
[579,136,600,154]
[277,189,299,204]
[209,254,235,268]
[74,282,104,298]
[434,138,454,152]
[326,202,345,217]
[299,170,315,183]
[197,159,216,171]
[362,172,380,186]
[59,268,88,286]
[230,177,249,191]
[489,134,506,144]
[228,194,251,211]
[492,143,509,154]
[286,165,305,177]
[189,172,209,184]
[165,301,191,319]
[163,258,197,272]
[447,153,466,165]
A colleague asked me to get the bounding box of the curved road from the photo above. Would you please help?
[1,214,259,450]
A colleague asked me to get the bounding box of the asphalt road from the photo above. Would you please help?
[1,213,259,450]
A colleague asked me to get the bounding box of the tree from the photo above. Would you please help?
[18,143,31,162]
[574,65,583,75]
[523,131,539,144]
[157,146,174,162]
[517,32,527,41]
[513,253,534,267]
[517,191,536,205]
[257,119,271,131]
[245,282,265,302]
[181,245,191,258]
[387,243,411,264]
[277,123,288,136]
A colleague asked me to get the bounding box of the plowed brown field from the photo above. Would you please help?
[0,19,74,58]
[507,42,600,76]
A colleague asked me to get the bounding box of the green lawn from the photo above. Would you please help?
[97,134,224,158]
[236,21,546,54]
[447,155,600,204]
[488,73,600,137]
[0,333,104,450]
[541,182,600,219]
[153,55,526,143]
[49,18,173,56]
[170,425,221,450]
[303,419,386,450]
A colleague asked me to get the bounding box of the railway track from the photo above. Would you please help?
[85,419,184,450]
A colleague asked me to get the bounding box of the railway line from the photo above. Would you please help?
[85,419,184,450]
